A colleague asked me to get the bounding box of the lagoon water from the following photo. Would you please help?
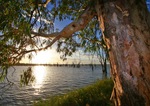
[0,65,110,106]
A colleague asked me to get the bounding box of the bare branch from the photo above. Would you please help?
[22,35,62,54]
[31,31,59,38]
[38,0,51,7]
[0,35,4,38]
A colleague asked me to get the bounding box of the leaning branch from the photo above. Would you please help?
[31,7,95,38]
[25,7,96,54]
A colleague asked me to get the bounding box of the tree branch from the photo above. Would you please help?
[31,7,95,38]
[22,7,95,54]
[22,35,62,54]
[38,0,51,7]
[31,31,59,38]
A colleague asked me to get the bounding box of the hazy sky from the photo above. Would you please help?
[21,47,100,64]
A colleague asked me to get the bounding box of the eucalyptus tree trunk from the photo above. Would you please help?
[96,0,150,106]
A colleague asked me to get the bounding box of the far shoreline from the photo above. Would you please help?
[13,63,107,67]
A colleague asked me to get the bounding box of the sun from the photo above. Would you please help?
[31,50,51,64]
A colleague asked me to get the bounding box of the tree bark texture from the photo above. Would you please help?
[96,0,150,106]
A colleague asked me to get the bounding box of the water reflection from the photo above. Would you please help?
[1,66,110,106]
[32,66,47,90]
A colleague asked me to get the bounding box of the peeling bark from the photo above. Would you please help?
[96,0,150,106]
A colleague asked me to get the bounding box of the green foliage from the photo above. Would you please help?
[78,18,103,53]
[0,0,104,65]
[0,0,109,84]
[56,16,109,64]
[34,79,114,106]
[56,37,80,61]
[0,0,54,65]
[51,0,90,21]
[20,67,35,86]
[0,66,8,82]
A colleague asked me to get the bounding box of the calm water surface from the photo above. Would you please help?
[0,65,110,106]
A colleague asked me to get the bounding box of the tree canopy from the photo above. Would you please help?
[0,0,108,84]
[1,0,150,105]
[0,0,101,65]
[1,0,149,66]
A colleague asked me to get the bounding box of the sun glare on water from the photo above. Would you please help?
[32,66,47,94]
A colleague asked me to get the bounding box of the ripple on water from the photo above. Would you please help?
[0,65,110,106]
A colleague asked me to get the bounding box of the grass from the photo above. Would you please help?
[34,79,114,106]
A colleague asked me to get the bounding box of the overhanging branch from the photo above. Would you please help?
[23,35,62,54]
[31,31,59,38]
[23,7,96,54]
[31,7,95,39]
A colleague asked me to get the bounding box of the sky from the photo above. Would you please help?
[21,14,100,64]
[21,48,100,64]
[0,1,149,64]
[147,0,150,11]
[20,0,150,64]
[21,2,101,64]
[21,18,99,64]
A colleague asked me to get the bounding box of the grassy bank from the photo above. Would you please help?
[34,79,114,106]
